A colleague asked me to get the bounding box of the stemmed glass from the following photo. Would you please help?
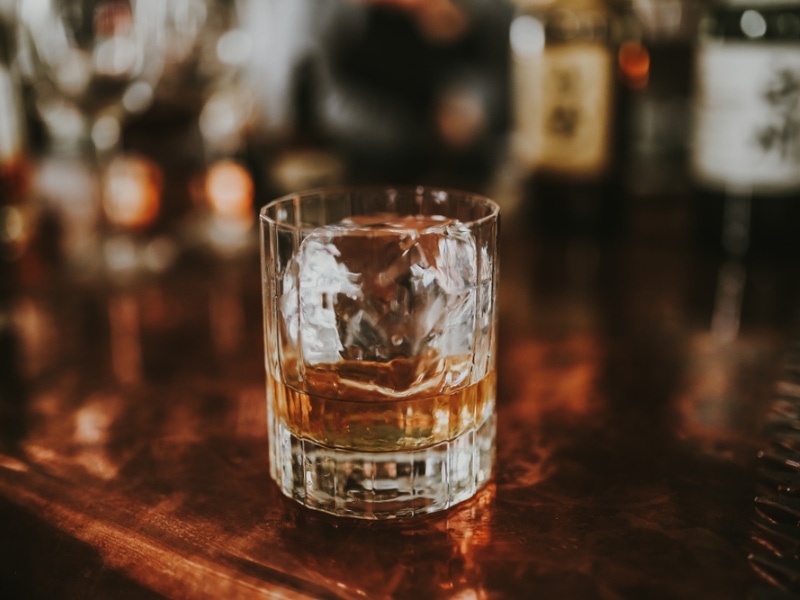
[15,0,171,273]
[16,0,167,155]
[153,0,259,257]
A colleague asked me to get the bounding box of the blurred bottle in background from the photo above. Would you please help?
[239,0,315,143]
[510,0,640,238]
[619,0,701,244]
[624,0,700,197]
[302,0,513,189]
[689,0,800,259]
[237,0,338,198]
[0,0,34,271]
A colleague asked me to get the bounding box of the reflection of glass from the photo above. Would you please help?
[676,257,777,459]
[261,187,499,519]
[208,262,246,356]
[72,391,123,479]
[710,260,746,343]
[278,483,495,597]
[108,289,142,384]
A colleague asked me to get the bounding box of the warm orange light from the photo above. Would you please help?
[618,41,650,90]
[103,155,162,230]
[94,1,133,37]
[0,154,35,261]
[0,154,32,198]
[205,160,254,221]
[437,88,486,149]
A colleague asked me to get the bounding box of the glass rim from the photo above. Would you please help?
[259,185,500,233]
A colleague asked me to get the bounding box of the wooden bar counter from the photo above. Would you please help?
[1,187,798,599]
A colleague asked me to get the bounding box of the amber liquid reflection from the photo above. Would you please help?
[278,483,495,599]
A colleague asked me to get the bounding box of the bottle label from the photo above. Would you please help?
[513,42,614,178]
[691,41,800,193]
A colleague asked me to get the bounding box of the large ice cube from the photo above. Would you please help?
[280,214,479,386]
[280,236,361,365]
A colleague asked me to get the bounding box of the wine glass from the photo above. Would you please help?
[16,0,167,156]
[15,0,177,274]
[150,0,259,257]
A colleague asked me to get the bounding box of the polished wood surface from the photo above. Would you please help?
[1,192,798,599]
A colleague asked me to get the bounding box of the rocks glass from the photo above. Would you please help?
[260,187,499,519]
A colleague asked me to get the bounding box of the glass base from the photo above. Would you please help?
[271,416,495,519]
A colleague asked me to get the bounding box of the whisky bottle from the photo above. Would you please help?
[690,0,800,258]
[510,0,640,238]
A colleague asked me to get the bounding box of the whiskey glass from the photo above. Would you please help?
[260,186,499,519]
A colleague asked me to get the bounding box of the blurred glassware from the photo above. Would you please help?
[689,0,800,259]
[15,0,167,157]
[151,0,257,160]
[623,0,701,201]
[0,0,34,265]
[126,0,262,262]
[14,0,174,276]
[267,147,344,195]
[179,156,256,259]
[236,0,317,140]
[510,0,641,238]
[100,153,180,281]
